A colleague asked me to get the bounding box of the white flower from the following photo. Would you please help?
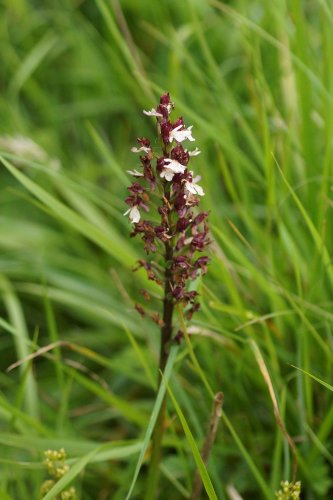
[160,169,175,181]
[169,124,195,143]
[160,158,186,181]
[143,108,163,117]
[131,146,151,154]
[126,169,144,177]
[124,205,141,223]
[187,147,201,156]
[164,158,186,172]
[184,173,205,197]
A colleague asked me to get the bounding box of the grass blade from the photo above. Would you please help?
[1,157,137,266]
[291,366,333,392]
[166,382,218,500]
[126,344,179,500]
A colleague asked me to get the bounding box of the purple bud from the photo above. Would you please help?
[173,256,189,270]
[155,104,169,119]
[160,120,173,144]
[172,286,184,300]
[193,256,210,275]
[171,144,190,166]
[142,160,155,190]
[128,182,144,194]
[183,290,198,302]
[137,137,151,148]
[176,216,192,232]
[173,117,185,129]
[191,232,208,251]
[174,191,187,212]
[194,256,210,268]
[193,211,210,226]
[155,225,170,242]
[156,157,166,173]
[160,92,171,106]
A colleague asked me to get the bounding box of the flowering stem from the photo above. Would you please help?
[125,92,210,498]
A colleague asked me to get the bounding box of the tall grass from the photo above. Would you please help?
[1,0,333,498]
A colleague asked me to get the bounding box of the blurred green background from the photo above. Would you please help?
[1,0,333,498]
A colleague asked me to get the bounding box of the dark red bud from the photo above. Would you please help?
[160,92,171,106]
[174,192,187,212]
[128,182,144,194]
[193,211,210,226]
[156,157,166,173]
[137,137,151,148]
[184,290,198,302]
[155,225,170,242]
[160,120,173,144]
[173,117,185,129]
[176,216,192,232]
[156,104,169,119]
[171,144,189,166]
[174,256,189,269]
[172,286,184,300]
[195,256,210,268]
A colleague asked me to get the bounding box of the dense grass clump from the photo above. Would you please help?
[1,1,333,498]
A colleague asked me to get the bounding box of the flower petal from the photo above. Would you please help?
[188,148,201,156]
[129,206,141,223]
[143,108,163,117]
[126,169,144,177]
[169,125,195,143]
[131,146,151,154]
[160,169,175,181]
[185,179,205,196]
[164,158,186,173]
[185,182,198,195]
[193,184,205,196]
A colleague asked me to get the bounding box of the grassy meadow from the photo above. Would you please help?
[1,0,333,498]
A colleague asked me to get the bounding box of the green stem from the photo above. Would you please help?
[146,237,174,499]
